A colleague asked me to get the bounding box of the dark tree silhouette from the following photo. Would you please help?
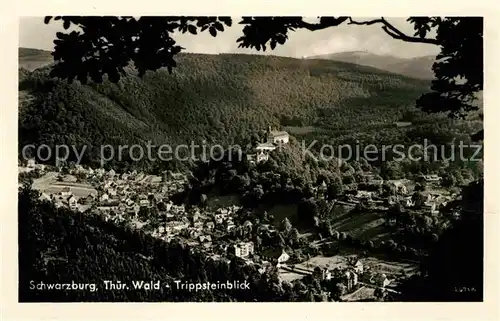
[397,179,484,301]
[44,16,483,121]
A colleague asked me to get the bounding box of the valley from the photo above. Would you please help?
[17,44,484,303]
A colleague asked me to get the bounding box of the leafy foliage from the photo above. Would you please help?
[43,16,233,82]
[411,17,483,118]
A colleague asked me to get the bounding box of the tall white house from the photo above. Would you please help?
[234,242,255,258]
[266,126,290,144]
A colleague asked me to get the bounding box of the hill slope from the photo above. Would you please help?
[19,47,54,71]
[19,48,436,169]
[310,51,436,80]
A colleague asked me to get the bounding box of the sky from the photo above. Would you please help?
[19,17,440,58]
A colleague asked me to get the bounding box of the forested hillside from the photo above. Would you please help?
[19,48,482,173]
[19,48,439,167]
[17,47,484,303]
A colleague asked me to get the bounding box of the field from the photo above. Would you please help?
[329,209,393,242]
[279,253,418,283]
[31,172,97,198]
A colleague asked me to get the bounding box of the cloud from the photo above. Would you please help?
[19,16,440,58]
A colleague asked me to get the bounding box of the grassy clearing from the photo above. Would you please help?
[362,257,418,275]
[32,173,97,198]
[206,194,240,210]
[19,48,53,71]
[329,209,393,242]
[278,270,306,283]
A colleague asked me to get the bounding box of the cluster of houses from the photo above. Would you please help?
[18,158,46,175]
[24,143,456,296]
[151,205,245,244]
[331,175,452,215]
[36,165,188,215]
[47,187,79,210]
[310,256,394,295]
[150,211,295,273]
[32,162,299,272]
[223,241,292,274]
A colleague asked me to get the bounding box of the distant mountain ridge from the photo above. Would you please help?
[309,51,436,80]
[18,47,54,71]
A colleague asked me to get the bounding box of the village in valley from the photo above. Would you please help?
[19,126,462,301]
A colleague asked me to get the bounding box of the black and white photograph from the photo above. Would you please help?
[15,14,486,305]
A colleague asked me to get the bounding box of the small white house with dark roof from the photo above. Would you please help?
[66,195,78,210]
[249,126,290,164]
[370,273,391,288]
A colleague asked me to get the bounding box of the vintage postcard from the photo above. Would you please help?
[1,1,498,320]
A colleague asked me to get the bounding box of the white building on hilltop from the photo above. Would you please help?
[266,126,289,144]
[248,126,290,164]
